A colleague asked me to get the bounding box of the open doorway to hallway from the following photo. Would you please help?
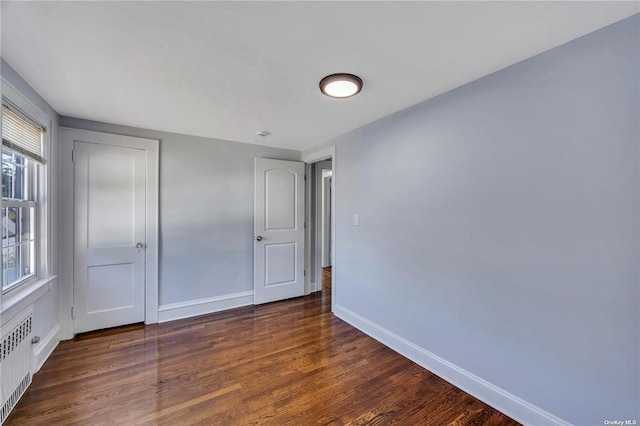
[305,158,333,295]
[317,160,332,291]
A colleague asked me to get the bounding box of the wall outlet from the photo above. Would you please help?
[354,214,359,226]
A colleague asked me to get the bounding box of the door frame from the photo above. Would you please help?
[59,127,159,339]
[302,146,336,312]
[314,160,332,289]
[321,170,332,268]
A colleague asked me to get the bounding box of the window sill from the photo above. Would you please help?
[1,275,57,321]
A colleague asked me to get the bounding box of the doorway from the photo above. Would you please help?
[315,160,332,293]
[303,147,335,310]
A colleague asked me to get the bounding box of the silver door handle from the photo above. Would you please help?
[255,236,263,241]
[136,242,145,252]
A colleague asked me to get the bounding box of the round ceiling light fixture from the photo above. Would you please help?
[319,73,363,99]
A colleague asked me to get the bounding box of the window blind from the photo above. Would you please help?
[2,105,45,163]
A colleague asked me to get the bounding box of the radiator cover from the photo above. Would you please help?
[0,308,33,424]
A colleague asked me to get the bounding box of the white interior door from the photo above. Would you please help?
[254,158,305,304]
[74,141,146,333]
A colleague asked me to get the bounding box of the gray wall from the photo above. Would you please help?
[59,117,300,305]
[328,15,639,424]
[1,58,61,347]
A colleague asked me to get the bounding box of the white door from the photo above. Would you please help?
[254,158,305,304]
[74,141,146,333]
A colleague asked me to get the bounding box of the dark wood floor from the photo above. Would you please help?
[323,266,332,290]
[7,269,518,425]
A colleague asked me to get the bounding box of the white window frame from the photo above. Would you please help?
[2,149,39,292]
[0,78,54,317]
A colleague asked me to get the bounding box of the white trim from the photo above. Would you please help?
[158,291,254,323]
[0,276,56,323]
[303,145,336,311]
[330,148,336,311]
[59,127,160,338]
[1,79,50,131]
[302,145,334,163]
[332,149,336,311]
[334,304,571,426]
[1,77,55,326]
[304,163,312,295]
[32,324,60,373]
[314,161,325,292]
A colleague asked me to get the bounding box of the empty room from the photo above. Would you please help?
[0,1,638,425]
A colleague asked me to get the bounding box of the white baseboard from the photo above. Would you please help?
[32,324,60,373]
[333,304,571,426]
[158,291,254,323]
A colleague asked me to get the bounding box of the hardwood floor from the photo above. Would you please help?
[7,277,518,425]
[322,266,332,290]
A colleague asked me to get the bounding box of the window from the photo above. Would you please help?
[1,105,44,293]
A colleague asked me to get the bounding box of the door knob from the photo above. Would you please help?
[255,236,263,241]
[136,242,145,252]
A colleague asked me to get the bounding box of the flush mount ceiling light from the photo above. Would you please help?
[319,73,363,99]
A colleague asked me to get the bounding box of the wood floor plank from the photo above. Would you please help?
[6,270,519,425]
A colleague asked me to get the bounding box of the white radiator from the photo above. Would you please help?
[0,308,33,424]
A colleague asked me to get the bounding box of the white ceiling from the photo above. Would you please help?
[2,2,638,151]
